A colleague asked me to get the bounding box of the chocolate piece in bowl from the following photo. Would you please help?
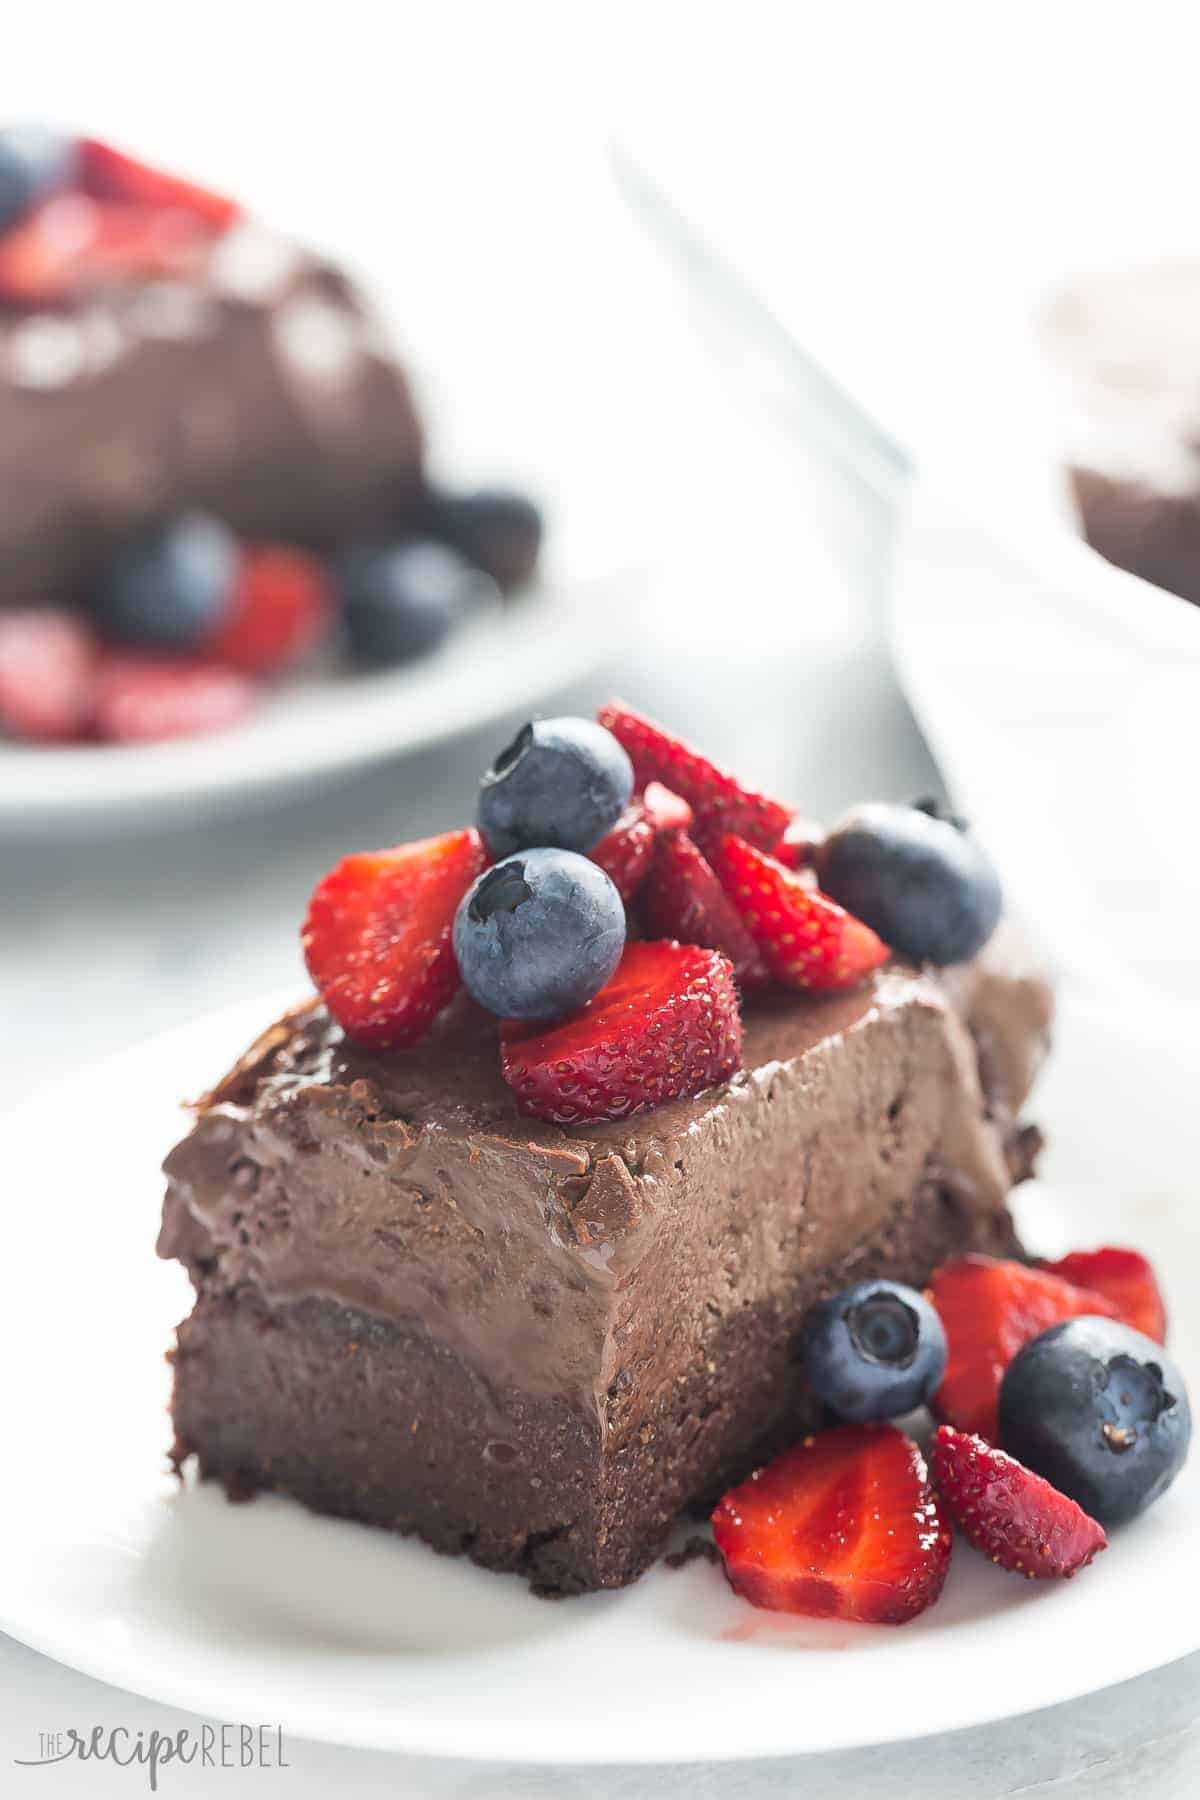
[1045,263,1200,606]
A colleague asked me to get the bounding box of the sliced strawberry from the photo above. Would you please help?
[0,610,96,743]
[91,654,256,743]
[302,829,486,1050]
[77,138,239,231]
[771,816,825,871]
[930,1426,1107,1579]
[0,194,212,303]
[641,780,694,833]
[709,833,888,991]
[589,802,658,900]
[927,1256,1119,1441]
[596,701,791,851]
[590,782,696,901]
[712,1423,951,1624]
[640,830,769,987]
[203,547,333,676]
[1038,1247,1167,1345]
[500,940,742,1124]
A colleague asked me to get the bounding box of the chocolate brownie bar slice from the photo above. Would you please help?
[159,924,1051,1595]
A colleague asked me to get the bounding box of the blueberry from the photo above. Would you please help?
[337,540,499,669]
[0,125,76,233]
[801,1280,948,1422]
[92,514,237,650]
[478,717,633,858]
[817,801,1002,965]
[999,1316,1191,1526]
[453,847,625,1020]
[431,487,543,592]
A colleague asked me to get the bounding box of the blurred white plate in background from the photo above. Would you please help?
[0,95,655,834]
[0,985,1195,1764]
[0,560,642,833]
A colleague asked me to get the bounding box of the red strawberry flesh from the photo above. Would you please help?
[640,829,769,987]
[500,940,742,1125]
[589,802,658,900]
[303,829,486,1051]
[77,138,239,231]
[0,194,214,303]
[597,701,791,851]
[1039,1246,1167,1344]
[931,1425,1107,1579]
[712,1422,952,1624]
[0,610,96,743]
[927,1255,1120,1441]
[640,781,694,833]
[203,546,333,676]
[710,832,888,991]
[92,655,256,743]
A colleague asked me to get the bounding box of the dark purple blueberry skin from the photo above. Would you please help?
[452,847,625,1021]
[429,487,543,593]
[999,1316,1191,1526]
[336,540,500,669]
[478,716,633,859]
[802,1279,948,1422]
[91,514,237,650]
[817,802,1002,966]
[0,125,76,233]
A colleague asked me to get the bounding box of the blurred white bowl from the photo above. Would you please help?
[891,483,1200,1011]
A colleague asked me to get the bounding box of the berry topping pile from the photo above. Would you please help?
[707,1240,1188,1624]
[0,125,544,751]
[301,704,1010,1125]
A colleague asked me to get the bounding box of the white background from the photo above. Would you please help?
[3,2,1200,1793]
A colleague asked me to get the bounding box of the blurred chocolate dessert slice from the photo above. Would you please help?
[1045,264,1200,605]
[0,134,423,607]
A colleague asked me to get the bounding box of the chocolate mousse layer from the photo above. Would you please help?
[1045,264,1200,606]
[160,924,1052,1594]
[0,221,423,606]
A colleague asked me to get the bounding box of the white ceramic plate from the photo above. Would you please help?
[0,982,1196,1765]
[0,556,643,834]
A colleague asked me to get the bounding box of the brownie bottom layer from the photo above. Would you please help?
[169,1183,1020,1596]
